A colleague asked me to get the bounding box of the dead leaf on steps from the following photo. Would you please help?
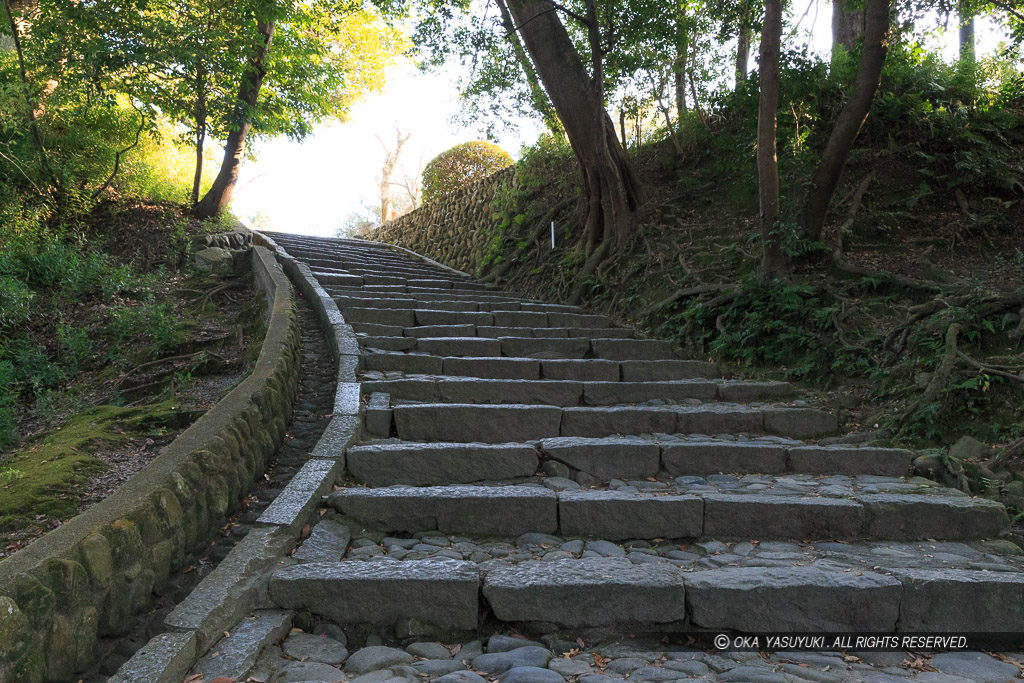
[299,524,311,541]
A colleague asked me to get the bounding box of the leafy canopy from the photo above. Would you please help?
[421,141,512,203]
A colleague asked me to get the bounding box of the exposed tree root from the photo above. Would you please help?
[481,197,574,284]
[642,283,731,316]
[895,322,961,440]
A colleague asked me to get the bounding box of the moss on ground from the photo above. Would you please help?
[0,402,183,530]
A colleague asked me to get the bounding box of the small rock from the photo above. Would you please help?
[282,632,349,665]
[347,646,415,675]
[487,634,549,652]
[474,647,553,673]
[436,672,487,683]
[949,436,990,461]
[499,666,566,683]
[930,652,1020,682]
[542,460,571,478]
[407,642,454,660]
[273,660,346,682]
[542,476,580,491]
[585,540,626,557]
[412,660,468,676]
[313,623,348,645]
[548,658,593,676]
[716,667,787,683]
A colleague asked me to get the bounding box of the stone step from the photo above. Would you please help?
[327,484,1008,541]
[357,336,674,360]
[269,559,479,630]
[267,549,1024,632]
[347,442,540,486]
[354,323,635,340]
[391,403,838,441]
[343,306,613,329]
[359,377,792,406]
[331,288,529,305]
[347,437,913,484]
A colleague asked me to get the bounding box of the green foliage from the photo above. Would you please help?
[667,278,874,384]
[421,141,513,204]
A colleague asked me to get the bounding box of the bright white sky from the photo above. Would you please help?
[231,2,1007,238]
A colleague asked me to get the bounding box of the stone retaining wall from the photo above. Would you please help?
[371,165,516,273]
[103,232,365,683]
[0,246,301,683]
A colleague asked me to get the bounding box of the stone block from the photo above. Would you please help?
[560,407,676,437]
[894,568,1024,631]
[541,360,620,381]
[493,311,549,327]
[619,360,719,381]
[546,313,610,328]
[293,516,352,562]
[405,324,477,338]
[661,442,788,476]
[192,610,293,681]
[416,310,494,326]
[590,339,674,361]
[437,379,583,406]
[418,337,502,357]
[394,404,562,442]
[540,436,660,480]
[860,494,1009,540]
[702,494,866,539]
[364,392,393,437]
[558,491,703,540]
[269,559,479,629]
[328,486,557,535]
[483,558,685,627]
[582,381,717,405]
[109,630,197,683]
[762,408,838,438]
[684,566,901,631]
[788,446,914,477]
[443,357,540,379]
[674,406,764,435]
[348,442,539,486]
[344,307,416,327]
[500,337,590,359]
[364,351,444,375]
[717,381,794,402]
[256,458,342,532]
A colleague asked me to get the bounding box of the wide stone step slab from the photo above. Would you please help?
[347,442,539,486]
[327,486,1008,541]
[328,485,558,535]
[685,566,901,631]
[269,559,479,629]
[392,403,838,441]
[482,558,686,628]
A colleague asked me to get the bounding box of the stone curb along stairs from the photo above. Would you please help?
[108,230,365,682]
[122,232,1024,683]
[0,244,301,683]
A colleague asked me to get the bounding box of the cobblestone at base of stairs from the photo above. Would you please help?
[241,630,1024,683]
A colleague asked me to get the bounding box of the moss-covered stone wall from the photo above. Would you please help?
[371,165,516,273]
[0,246,300,683]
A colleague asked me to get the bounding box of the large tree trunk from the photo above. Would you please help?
[377,126,410,223]
[506,0,644,251]
[832,0,866,55]
[959,0,975,64]
[195,18,275,218]
[2,0,52,182]
[757,0,786,282]
[801,0,890,241]
[495,0,562,136]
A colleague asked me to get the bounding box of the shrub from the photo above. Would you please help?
[421,141,513,204]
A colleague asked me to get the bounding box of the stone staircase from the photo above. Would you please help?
[263,232,1024,638]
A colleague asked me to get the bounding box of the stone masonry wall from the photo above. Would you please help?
[0,246,301,683]
[371,165,516,273]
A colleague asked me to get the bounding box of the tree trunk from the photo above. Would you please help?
[505,0,644,250]
[2,0,52,183]
[959,0,975,64]
[757,0,786,282]
[673,4,688,119]
[735,0,750,86]
[191,66,207,206]
[195,18,275,218]
[377,126,410,223]
[801,0,890,241]
[832,0,866,56]
[495,0,562,136]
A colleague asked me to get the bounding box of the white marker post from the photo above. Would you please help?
[551,221,555,249]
